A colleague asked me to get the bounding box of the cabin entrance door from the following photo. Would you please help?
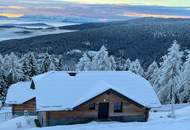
[98,102,109,120]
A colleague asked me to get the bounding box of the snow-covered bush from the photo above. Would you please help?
[16,122,22,128]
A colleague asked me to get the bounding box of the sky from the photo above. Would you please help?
[0,0,190,19]
[61,0,190,7]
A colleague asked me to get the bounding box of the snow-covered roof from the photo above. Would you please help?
[5,81,35,104]
[34,71,161,111]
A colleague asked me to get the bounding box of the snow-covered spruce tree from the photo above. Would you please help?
[179,50,190,103]
[40,53,51,73]
[0,55,7,102]
[124,58,132,71]
[49,55,58,71]
[128,59,144,76]
[156,41,183,118]
[57,55,64,71]
[0,80,7,103]
[109,56,117,71]
[41,53,57,73]
[116,57,126,71]
[145,61,159,81]
[91,46,116,71]
[4,53,24,85]
[146,62,161,92]
[0,73,7,103]
[22,52,39,80]
[49,61,56,71]
[115,57,131,71]
[77,46,116,71]
[76,53,92,71]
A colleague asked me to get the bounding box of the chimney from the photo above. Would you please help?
[68,72,77,76]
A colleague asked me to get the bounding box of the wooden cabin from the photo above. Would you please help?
[38,89,150,126]
[6,81,36,116]
[12,98,36,116]
[33,71,161,127]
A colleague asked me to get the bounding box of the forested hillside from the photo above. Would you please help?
[0,41,190,105]
[1,18,190,68]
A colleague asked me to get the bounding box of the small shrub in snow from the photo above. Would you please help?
[26,117,32,125]
[16,122,22,128]
[34,119,41,127]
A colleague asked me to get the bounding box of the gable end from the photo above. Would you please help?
[73,89,147,110]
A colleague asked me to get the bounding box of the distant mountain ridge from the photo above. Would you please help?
[1,17,190,67]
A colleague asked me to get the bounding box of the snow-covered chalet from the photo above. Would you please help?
[5,81,36,116]
[31,71,161,126]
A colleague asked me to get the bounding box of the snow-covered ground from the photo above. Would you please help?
[29,106,190,130]
[151,103,190,112]
[0,116,36,130]
[0,105,190,130]
[0,107,12,122]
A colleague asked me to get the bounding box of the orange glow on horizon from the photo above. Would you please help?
[0,5,25,9]
[122,11,190,19]
[0,13,24,18]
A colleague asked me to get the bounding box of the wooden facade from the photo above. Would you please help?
[12,98,36,116]
[38,89,150,126]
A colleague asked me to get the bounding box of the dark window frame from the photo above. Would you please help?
[113,102,123,113]
[89,103,96,110]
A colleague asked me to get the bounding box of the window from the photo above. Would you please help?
[114,102,123,112]
[89,103,95,110]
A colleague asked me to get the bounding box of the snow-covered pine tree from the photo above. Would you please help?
[91,45,116,71]
[115,57,131,71]
[146,61,161,92]
[41,53,56,73]
[0,54,7,102]
[4,52,24,84]
[116,51,126,70]
[77,46,116,71]
[57,55,64,71]
[145,61,159,81]
[179,50,190,102]
[49,61,56,71]
[40,53,51,73]
[0,76,7,103]
[109,56,117,71]
[0,73,7,103]
[76,53,92,71]
[22,52,39,79]
[49,55,57,71]
[128,59,144,76]
[157,41,183,118]
[124,58,132,71]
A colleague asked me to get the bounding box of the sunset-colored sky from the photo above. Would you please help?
[61,0,190,7]
[0,0,190,19]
